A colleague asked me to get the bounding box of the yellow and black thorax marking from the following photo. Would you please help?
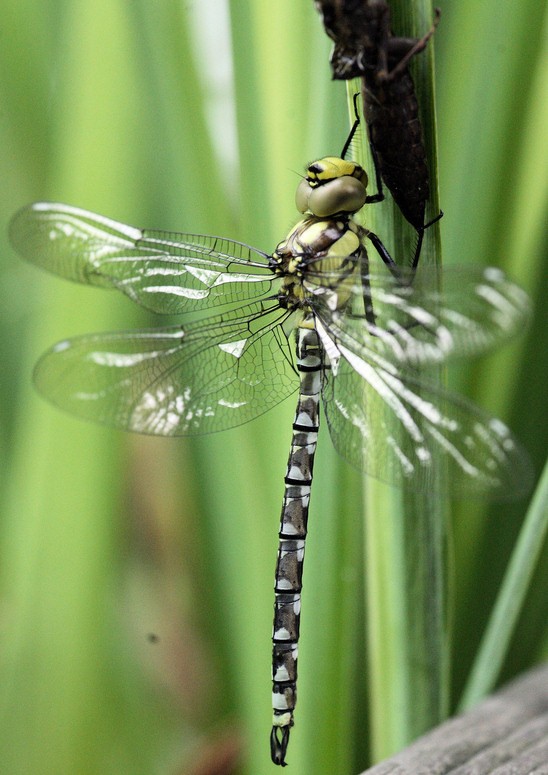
[271,216,365,314]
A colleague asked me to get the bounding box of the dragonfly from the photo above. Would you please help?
[10,147,531,767]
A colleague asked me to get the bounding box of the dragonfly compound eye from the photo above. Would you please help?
[296,157,368,216]
[296,174,367,217]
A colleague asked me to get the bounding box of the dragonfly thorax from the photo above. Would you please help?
[272,214,364,313]
[296,156,369,217]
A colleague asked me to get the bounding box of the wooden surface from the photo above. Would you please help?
[361,664,548,774]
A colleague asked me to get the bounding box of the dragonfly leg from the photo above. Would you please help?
[367,207,442,278]
[411,209,444,270]
[364,140,385,205]
[382,8,441,83]
[341,93,362,160]
[365,230,401,278]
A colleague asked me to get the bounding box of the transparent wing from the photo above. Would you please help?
[33,300,298,435]
[319,335,532,499]
[306,262,531,367]
[10,202,275,314]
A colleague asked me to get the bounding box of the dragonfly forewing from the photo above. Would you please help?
[307,263,531,368]
[10,202,275,315]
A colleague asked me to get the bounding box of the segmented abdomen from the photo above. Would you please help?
[271,325,322,766]
[362,70,428,230]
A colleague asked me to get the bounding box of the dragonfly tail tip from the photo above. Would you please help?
[270,725,290,766]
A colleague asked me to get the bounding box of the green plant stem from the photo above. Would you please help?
[353,0,449,760]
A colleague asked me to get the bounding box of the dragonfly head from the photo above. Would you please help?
[296,156,368,217]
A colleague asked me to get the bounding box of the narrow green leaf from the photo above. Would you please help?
[459,457,548,710]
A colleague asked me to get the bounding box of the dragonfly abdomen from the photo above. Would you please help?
[362,69,428,230]
[271,325,322,766]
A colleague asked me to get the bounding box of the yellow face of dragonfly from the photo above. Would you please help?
[295,156,369,217]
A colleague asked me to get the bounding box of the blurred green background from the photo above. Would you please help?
[1,1,547,773]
